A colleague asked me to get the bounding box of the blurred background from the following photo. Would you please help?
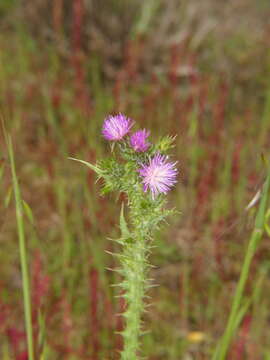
[0,0,270,359]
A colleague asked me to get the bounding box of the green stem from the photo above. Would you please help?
[8,136,35,360]
[214,170,270,360]
[121,237,147,360]
[120,201,150,360]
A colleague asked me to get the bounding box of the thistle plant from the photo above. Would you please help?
[71,114,178,359]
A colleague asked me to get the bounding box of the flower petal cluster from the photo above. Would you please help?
[102,114,134,141]
[138,153,178,199]
[130,129,150,152]
[102,114,178,199]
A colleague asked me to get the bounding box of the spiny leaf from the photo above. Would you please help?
[120,203,131,240]
[22,200,35,225]
[155,134,177,153]
[68,157,103,176]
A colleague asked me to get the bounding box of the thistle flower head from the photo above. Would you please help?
[138,153,178,199]
[102,114,134,141]
[130,129,150,152]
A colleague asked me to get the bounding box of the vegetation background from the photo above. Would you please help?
[0,0,270,359]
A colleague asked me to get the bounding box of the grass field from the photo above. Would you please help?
[0,1,270,359]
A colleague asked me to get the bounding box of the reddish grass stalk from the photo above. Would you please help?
[212,218,226,279]
[71,0,91,114]
[232,141,242,184]
[62,294,74,349]
[0,293,8,334]
[103,289,114,342]
[52,0,64,38]
[89,266,100,359]
[46,294,84,358]
[230,315,251,359]
[72,0,83,52]
[113,70,126,112]
[115,295,125,354]
[6,327,26,360]
[113,37,144,111]
[198,79,209,122]
[50,342,84,359]
[51,78,62,110]
[141,74,160,127]
[17,351,28,360]
[178,272,188,328]
[213,80,228,128]
[194,81,228,223]
[181,54,200,130]
[168,41,187,89]
[123,37,144,82]
[31,251,50,356]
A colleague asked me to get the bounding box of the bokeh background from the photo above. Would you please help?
[1,1,270,359]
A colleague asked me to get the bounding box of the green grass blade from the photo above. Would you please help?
[213,166,270,360]
[68,157,103,176]
[7,135,34,360]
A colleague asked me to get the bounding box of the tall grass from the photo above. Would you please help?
[213,166,270,359]
[1,15,270,357]
[7,134,34,360]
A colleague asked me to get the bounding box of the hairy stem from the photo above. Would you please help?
[121,238,147,359]
[120,203,150,360]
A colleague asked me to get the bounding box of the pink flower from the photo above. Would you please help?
[102,114,134,141]
[138,154,178,199]
[130,129,150,152]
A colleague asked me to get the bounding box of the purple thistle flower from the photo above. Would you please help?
[130,129,150,152]
[102,114,134,141]
[138,153,178,199]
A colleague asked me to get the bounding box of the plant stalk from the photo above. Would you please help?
[121,236,147,359]
[119,196,150,360]
[214,168,270,360]
[8,136,35,360]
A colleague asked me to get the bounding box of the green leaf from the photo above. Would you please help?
[68,157,103,176]
[4,186,12,208]
[120,203,131,240]
[155,135,177,153]
[100,182,114,195]
[22,200,35,224]
[0,164,5,181]
[231,298,251,335]
[265,208,270,236]
[134,0,160,36]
